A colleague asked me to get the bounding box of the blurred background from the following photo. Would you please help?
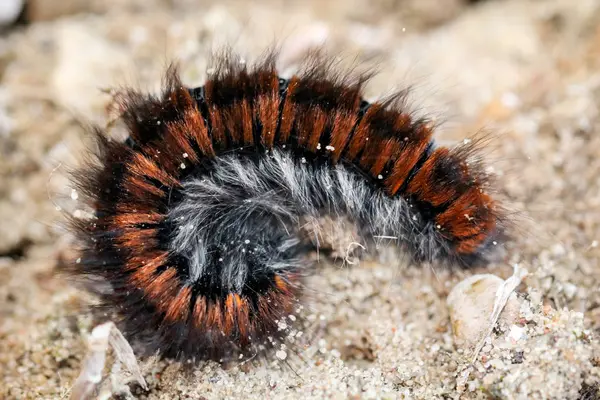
[1,0,600,398]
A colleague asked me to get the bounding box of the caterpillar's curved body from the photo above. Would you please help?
[70,53,503,361]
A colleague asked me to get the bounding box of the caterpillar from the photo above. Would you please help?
[68,51,506,362]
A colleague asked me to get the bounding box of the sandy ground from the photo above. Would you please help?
[1,0,600,399]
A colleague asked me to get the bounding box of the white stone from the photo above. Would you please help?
[507,325,526,342]
[0,0,23,27]
[447,274,521,351]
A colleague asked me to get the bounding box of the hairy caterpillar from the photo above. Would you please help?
[68,51,506,361]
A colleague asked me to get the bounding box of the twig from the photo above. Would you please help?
[70,322,147,400]
[470,263,528,364]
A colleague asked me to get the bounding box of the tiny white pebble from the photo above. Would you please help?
[180,163,186,169]
[156,120,161,125]
[76,258,81,264]
[508,325,526,342]
[276,350,287,360]
[183,153,188,158]
[377,174,383,180]
[325,145,335,151]
[244,239,250,244]
[317,143,322,150]
[436,224,441,229]
[70,189,79,200]
[218,258,223,262]
[301,157,307,164]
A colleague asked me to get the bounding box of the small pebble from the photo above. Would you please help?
[0,0,23,28]
[447,274,521,351]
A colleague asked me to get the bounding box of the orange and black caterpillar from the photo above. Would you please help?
[69,51,506,362]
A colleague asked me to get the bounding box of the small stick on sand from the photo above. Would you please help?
[70,322,147,400]
[470,263,528,364]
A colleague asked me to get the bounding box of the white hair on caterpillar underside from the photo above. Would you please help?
[167,149,473,292]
